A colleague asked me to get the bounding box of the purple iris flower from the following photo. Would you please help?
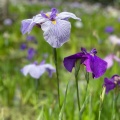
[21,61,56,79]
[21,8,81,48]
[63,47,107,78]
[103,75,120,94]
[20,43,27,50]
[27,48,36,60]
[105,26,114,33]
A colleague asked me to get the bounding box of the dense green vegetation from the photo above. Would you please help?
[0,2,120,120]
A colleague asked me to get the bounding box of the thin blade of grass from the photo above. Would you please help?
[59,81,70,120]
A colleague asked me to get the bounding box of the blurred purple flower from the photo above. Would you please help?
[105,26,114,33]
[20,43,27,50]
[26,35,37,43]
[27,48,36,60]
[21,61,56,79]
[103,75,120,94]
[63,47,107,78]
[104,54,120,69]
[21,8,81,48]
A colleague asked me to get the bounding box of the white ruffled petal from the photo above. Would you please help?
[21,64,35,76]
[57,12,81,20]
[41,19,71,48]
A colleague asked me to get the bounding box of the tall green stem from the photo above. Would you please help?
[53,48,60,109]
[98,87,106,120]
[79,72,89,119]
[75,60,81,111]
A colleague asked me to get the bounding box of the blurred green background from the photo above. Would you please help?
[0,0,120,120]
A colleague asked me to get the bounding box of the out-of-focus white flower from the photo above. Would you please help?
[104,54,120,69]
[106,6,119,18]
[74,21,83,28]
[109,35,120,45]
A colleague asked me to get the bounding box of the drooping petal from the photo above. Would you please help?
[63,53,83,72]
[43,64,56,77]
[21,14,47,34]
[104,78,115,94]
[29,65,46,79]
[89,55,107,78]
[21,19,34,34]
[83,55,92,73]
[57,12,81,21]
[21,64,35,76]
[41,19,71,48]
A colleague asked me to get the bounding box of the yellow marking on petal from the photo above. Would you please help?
[52,20,56,25]
[46,13,50,18]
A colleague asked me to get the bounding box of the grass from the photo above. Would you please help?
[0,2,120,120]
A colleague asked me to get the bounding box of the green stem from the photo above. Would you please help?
[98,87,106,120]
[75,60,81,111]
[98,103,102,120]
[53,48,60,109]
[84,72,89,102]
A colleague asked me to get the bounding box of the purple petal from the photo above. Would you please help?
[21,14,47,34]
[41,19,71,48]
[104,78,115,94]
[50,8,58,20]
[83,55,92,73]
[20,43,27,50]
[89,55,107,78]
[57,12,81,21]
[44,64,56,77]
[26,35,37,43]
[21,19,34,34]
[40,60,46,65]
[63,53,83,72]
[27,48,36,60]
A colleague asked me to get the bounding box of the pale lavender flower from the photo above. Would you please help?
[3,18,12,26]
[21,8,81,48]
[104,54,120,69]
[21,61,56,79]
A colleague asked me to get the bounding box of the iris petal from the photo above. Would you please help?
[21,14,47,34]
[57,12,81,21]
[63,53,83,72]
[21,63,55,79]
[90,55,107,78]
[21,19,34,34]
[41,19,71,48]
[104,78,115,94]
